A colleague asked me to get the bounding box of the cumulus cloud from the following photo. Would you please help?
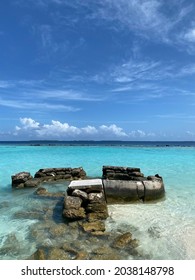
[13,118,158,140]
[81,126,98,134]
[129,129,155,138]
[15,118,129,139]
[37,120,81,137]
[20,117,40,129]
[99,124,127,137]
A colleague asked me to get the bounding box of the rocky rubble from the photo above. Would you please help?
[62,180,108,225]
[11,172,35,189]
[34,167,86,182]
[103,166,145,181]
[11,167,86,188]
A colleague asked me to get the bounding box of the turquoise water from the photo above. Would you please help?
[0,143,195,259]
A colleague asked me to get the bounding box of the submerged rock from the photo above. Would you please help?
[47,248,71,260]
[30,247,70,260]
[0,233,20,255]
[30,248,46,260]
[24,178,40,188]
[0,201,9,209]
[48,224,68,238]
[148,226,161,239]
[35,187,48,195]
[30,245,89,260]
[75,251,89,260]
[13,210,45,220]
[34,187,65,198]
[81,221,105,232]
[91,245,122,260]
[112,232,139,249]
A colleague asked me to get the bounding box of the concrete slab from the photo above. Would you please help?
[68,179,103,192]
[69,179,102,187]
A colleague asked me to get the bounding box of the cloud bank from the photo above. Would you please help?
[13,117,155,140]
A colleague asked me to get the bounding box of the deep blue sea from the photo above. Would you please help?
[0,141,195,260]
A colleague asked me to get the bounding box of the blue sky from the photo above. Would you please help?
[1,0,195,140]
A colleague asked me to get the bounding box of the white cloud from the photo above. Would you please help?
[88,0,160,31]
[14,118,130,139]
[20,118,40,129]
[15,126,21,131]
[184,28,195,42]
[35,89,102,102]
[94,58,177,88]
[37,120,81,137]
[86,0,194,45]
[129,130,145,137]
[177,26,195,53]
[111,60,172,84]
[99,124,128,137]
[19,0,194,45]
[0,97,80,112]
[129,129,155,138]
[94,56,195,103]
[81,126,98,134]
[179,64,195,76]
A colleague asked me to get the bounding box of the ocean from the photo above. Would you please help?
[0,141,195,260]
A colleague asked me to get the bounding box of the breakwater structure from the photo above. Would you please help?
[11,165,165,202]
[11,165,165,223]
[11,166,165,203]
[10,165,165,259]
[102,166,165,202]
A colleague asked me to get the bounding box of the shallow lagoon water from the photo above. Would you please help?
[0,143,195,259]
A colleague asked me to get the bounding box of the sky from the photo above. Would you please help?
[1,0,195,141]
